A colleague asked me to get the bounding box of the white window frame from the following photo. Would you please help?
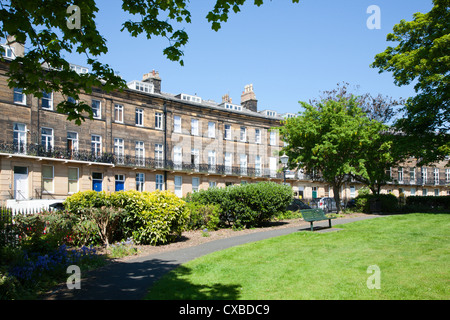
[91,135,102,157]
[42,165,54,193]
[135,108,144,126]
[41,92,53,110]
[174,175,182,197]
[446,169,450,183]
[114,104,124,123]
[155,174,164,191]
[68,167,79,194]
[255,128,261,144]
[13,123,27,153]
[136,173,145,192]
[41,127,53,152]
[398,167,403,182]
[114,138,125,164]
[224,124,231,140]
[174,145,182,170]
[174,115,181,133]
[92,99,101,119]
[270,130,277,146]
[13,88,26,105]
[433,168,439,185]
[191,119,199,136]
[67,131,79,153]
[240,127,247,142]
[255,155,262,176]
[208,150,216,173]
[135,141,145,166]
[155,112,163,130]
[240,154,248,176]
[155,143,164,168]
[192,177,200,193]
[191,148,199,171]
[208,122,215,138]
[224,152,232,174]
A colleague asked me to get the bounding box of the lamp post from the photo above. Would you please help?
[280,154,289,184]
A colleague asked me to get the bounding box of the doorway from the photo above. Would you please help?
[13,166,28,200]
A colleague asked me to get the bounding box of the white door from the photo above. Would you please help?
[14,166,28,200]
[174,176,182,197]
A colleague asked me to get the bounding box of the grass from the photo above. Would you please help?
[145,213,450,300]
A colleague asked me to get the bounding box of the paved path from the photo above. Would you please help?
[41,215,383,300]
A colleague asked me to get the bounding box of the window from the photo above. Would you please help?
[2,45,14,59]
[135,141,145,166]
[433,168,439,185]
[192,177,200,193]
[270,130,277,146]
[114,138,124,164]
[446,169,450,183]
[68,167,79,194]
[67,132,78,154]
[224,152,232,174]
[91,135,102,157]
[155,144,164,168]
[13,123,26,153]
[114,104,123,123]
[41,128,53,152]
[398,167,403,182]
[224,124,231,140]
[434,189,439,196]
[191,149,199,171]
[174,176,182,197]
[174,146,182,170]
[135,108,144,126]
[422,188,428,196]
[174,115,181,133]
[13,88,26,105]
[136,173,145,192]
[411,188,416,196]
[255,129,261,144]
[92,100,101,119]
[350,186,356,198]
[41,92,53,110]
[127,80,154,93]
[155,174,164,191]
[269,157,277,178]
[409,167,416,182]
[240,154,248,176]
[208,122,215,138]
[209,181,217,188]
[208,150,216,173]
[155,112,163,130]
[240,127,247,142]
[42,165,54,193]
[191,119,199,136]
[255,155,262,176]
[421,167,427,183]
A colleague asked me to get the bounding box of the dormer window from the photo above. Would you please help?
[1,45,15,59]
[127,81,154,94]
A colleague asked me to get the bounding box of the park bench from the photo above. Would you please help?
[301,209,337,231]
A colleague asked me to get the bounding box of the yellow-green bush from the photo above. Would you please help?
[63,190,188,245]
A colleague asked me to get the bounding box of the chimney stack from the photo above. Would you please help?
[222,94,232,104]
[241,84,257,112]
[142,70,161,93]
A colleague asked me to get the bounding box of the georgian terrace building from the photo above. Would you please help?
[0,42,448,209]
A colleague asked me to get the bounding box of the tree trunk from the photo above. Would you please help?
[332,185,342,213]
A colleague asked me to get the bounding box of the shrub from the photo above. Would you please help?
[184,202,222,231]
[403,196,450,213]
[187,182,293,228]
[355,193,398,213]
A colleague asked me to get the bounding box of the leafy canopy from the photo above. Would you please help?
[0,0,300,125]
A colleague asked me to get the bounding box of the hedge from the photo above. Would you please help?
[186,182,293,228]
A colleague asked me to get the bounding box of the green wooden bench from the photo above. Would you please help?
[301,209,337,231]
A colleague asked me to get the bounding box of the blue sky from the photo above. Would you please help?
[68,0,434,115]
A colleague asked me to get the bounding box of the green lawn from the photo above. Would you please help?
[145,213,450,300]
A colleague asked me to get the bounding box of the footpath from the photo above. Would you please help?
[41,214,383,300]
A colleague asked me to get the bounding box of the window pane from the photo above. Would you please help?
[42,166,53,179]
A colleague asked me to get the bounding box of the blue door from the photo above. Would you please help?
[92,172,103,192]
[115,175,125,191]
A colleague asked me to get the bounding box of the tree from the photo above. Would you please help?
[371,0,449,164]
[279,96,376,213]
[0,0,300,125]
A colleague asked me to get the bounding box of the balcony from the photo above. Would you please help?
[0,142,285,180]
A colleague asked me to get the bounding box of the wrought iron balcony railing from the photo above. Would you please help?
[0,142,285,179]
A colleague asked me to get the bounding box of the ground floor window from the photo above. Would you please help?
[155,174,164,191]
[42,165,54,193]
[92,172,103,192]
[136,173,145,192]
[68,167,79,194]
[115,174,125,191]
